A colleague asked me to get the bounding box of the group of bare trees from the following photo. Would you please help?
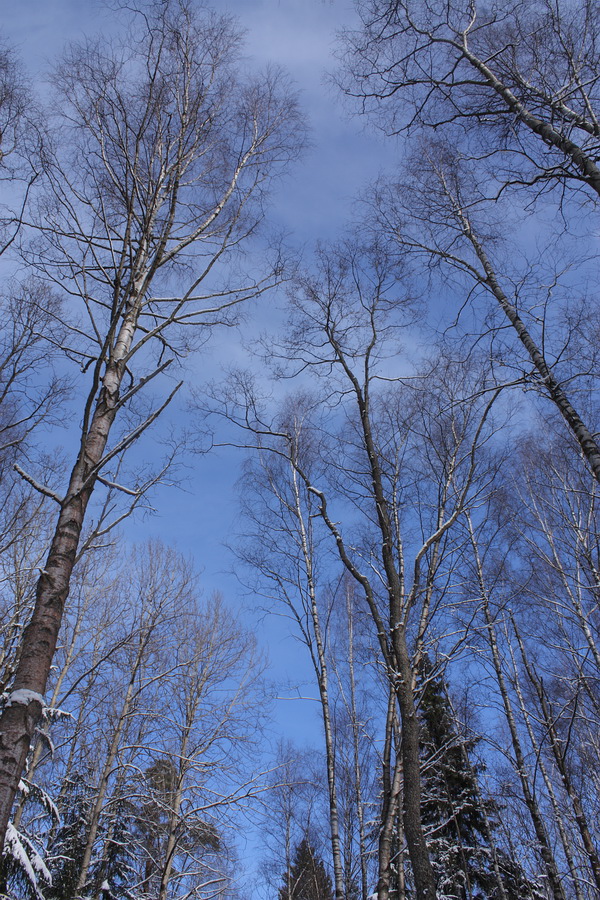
[231,267,600,899]
[1,1,600,899]
[215,2,600,899]
[0,540,262,899]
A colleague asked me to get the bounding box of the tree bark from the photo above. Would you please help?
[0,295,142,847]
[454,201,600,486]
[377,692,403,900]
[290,464,345,900]
[345,584,370,900]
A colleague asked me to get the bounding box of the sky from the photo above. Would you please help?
[1,0,398,754]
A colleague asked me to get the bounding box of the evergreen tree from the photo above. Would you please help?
[279,838,334,900]
[47,776,134,900]
[46,774,95,900]
[417,661,542,900]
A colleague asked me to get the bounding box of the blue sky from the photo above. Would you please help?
[4,0,394,242]
[2,0,398,751]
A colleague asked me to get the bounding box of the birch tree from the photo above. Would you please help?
[339,0,600,485]
[3,542,265,900]
[213,240,502,900]
[0,0,304,847]
[340,0,600,201]
[366,145,600,484]
[237,438,346,900]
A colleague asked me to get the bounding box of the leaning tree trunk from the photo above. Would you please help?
[457,210,600,485]
[0,293,143,847]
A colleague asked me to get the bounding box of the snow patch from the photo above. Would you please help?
[5,689,44,708]
[4,822,51,899]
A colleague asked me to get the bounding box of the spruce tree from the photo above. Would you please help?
[417,660,542,900]
[279,838,334,900]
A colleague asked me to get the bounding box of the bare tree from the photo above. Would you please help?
[236,436,347,900]
[366,145,600,485]
[466,514,568,900]
[338,0,600,486]
[329,581,378,900]
[339,0,600,201]
[6,542,266,900]
[0,0,304,847]
[212,239,502,900]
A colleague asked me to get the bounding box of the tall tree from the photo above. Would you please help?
[340,0,600,199]
[339,0,600,485]
[0,0,304,847]
[215,239,502,900]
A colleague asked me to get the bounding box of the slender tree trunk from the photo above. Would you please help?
[345,584,370,900]
[512,618,600,894]
[0,294,143,846]
[291,465,345,900]
[467,519,567,900]
[457,210,600,484]
[377,692,403,900]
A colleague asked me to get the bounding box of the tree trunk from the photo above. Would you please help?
[291,466,345,900]
[0,296,142,847]
[468,518,567,900]
[377,692,403,900]
[458,212,600,485]
[76,624,149,896]
[513,618,600,895]
[345,584,370,900]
